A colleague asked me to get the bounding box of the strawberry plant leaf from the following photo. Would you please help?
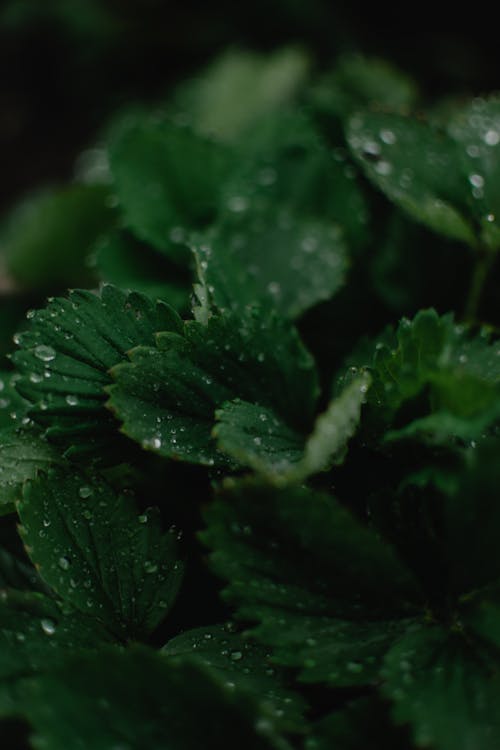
[17,467,184,640]
[0,428,63,510]
[307,696,414,750]
[1,185,113,290]
[195,216,347,320]
[214,372,370,481]
[108,308,318,466]
[202,480,421,686]
[220,109,367,237]
[382,624,500,750]
[172,47,309,141]
[1,589,110,715]
[439,439,500,596]
[347,112,475,244]
[467,598,500,650]
[192,109,371,319]
[163,623,306,730]
[0,372,27,430]
[108,116,232,262]
[311,54,418,124]
[23,646,292,750]
[348,309,500,445]
[94,232,190,312]
[11,285,181,458]
[214,400,305,477]
[0,548,48,593]
[448,94,500,249]
[294,371,371,478]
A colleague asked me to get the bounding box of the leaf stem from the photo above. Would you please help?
[464,247,497,323]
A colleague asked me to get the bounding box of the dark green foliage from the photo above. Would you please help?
[1,39,500,750]
[23,647,292,750]
[1,186,114,291]
[108,307,318,466]
[17,468,184,640]
[11,285,181,458]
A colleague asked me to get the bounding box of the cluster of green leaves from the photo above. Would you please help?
[1,47,500,749]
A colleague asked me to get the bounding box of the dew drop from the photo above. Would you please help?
[484,129,500,146]
[374,160,392,176]
[255,718,274,734]
[362,140,380,156]
[227,195,249,213]
[301,236,318,253]
[169,226,185,244]
[469,173,485,189]
[65,395,79,406]
[34,345,56,362]
[79,486,93,499]
[346,661,363,674]
[267,281,281,296]
[144,560,158,574]
[58,556,70,571]
[258,167,277,186]
[40,618,56,636]
[380,128,397,145]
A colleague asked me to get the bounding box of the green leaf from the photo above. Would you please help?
[448,95,500,248]
[307,697,414,750]
[0,428,63,509]
[347,112,475,244]
[1,589,110,715]
[0,547,48,593]
[163,623,306,730]
[466,598,500,651]
[382,624,500,750]
[108,116,232,262]
[226,108,370,235]
[108,308,318,466]
[214,400,305,477]
[172,47,309,142]
[1,185,113,290]
[17,467,184,640]
[11,285,181,458]
[94,231,190,312]
[295,371,371,478]
[202,480,421,686]
[440,439,500,596]
[214,372,370,481]
[195,215,348,320]
[24,646,291,750]
[351,309,500,444]
[0,372,27,430]
[311,54,418,123]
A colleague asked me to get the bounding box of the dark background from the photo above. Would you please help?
[0,1,497,219]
